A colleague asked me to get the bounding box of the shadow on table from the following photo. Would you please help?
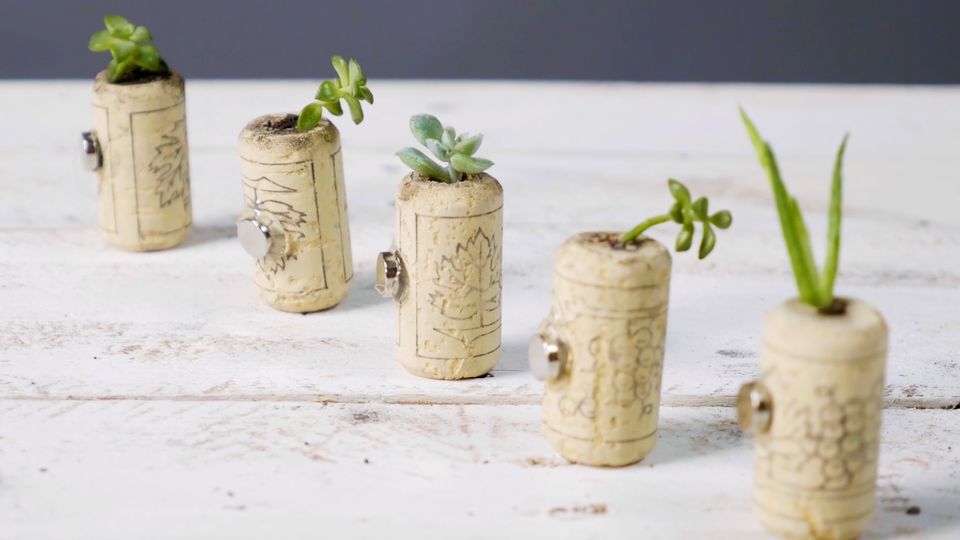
[180,223,236,249]
[644,408,747,467]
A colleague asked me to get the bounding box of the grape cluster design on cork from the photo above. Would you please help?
[758,380,883,490]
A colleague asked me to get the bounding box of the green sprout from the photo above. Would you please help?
[619,179,732,259]
[740,108,848,312]
[396,114,493,183]
[297,55,373,132]
[88,15,169,83]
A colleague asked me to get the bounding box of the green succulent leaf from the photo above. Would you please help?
[297,102,325,132]
[324,100,343,116]
[709,210,733,229]
[358,86,374,104]
[699,223,717,259]
[88,30,112,51]
[425,138,450,161]
[396,147,450,182]
[343,95,364,124]
[410,114,443,146]
[449,154,493,174]
[676,223,694,251]
[331,55,349,87]
[129,26,151,42]
[692,197,709,220]
[441,127,456,148]
[348,58,364,87]
[104,15,134,38]
[453,133,483,156]
[316,80,339,101]
[668,179,691,203]
[136,45,161,71]
[669,202,684,223]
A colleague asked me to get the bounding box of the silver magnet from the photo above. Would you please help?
[375,251,403,299]
[737,380,773,434]
[237,217,273,258]
[529,331,566,381]
[81,131,102,171]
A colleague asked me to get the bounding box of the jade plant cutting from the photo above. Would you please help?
[83,14,192,251]
[235,54,373,313]
[376,114,503,380]
[396,114,493,183]
[528,179,733,467]
[296,56,373,132]
[736,109,887,540]
[619,179,733,258]
[88,15,169,83]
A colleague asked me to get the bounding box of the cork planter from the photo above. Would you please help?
[738,299,887,540]
[83,71,192,251]
[236,114,353,313]
[530,232,671,466]
[377,173,503,380]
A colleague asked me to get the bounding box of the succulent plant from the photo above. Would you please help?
[741,108,848,312]
[297,56,374,132]
[619,179,732,259]
[396,114,494,183]
[88,15,169,83]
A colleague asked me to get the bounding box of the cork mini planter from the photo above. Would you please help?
[530,232,671,467]
[376,173,503,380]
[236,114,353,313]
[83,71,192,251]
[738,299,887,540]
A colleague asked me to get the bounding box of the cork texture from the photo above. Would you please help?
[543,232,671,466]
[237,114,353,313]
[754,298,888,540]
[394,173,503,379]
[91,71,192,251]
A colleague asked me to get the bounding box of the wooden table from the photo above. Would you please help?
[1,81,957,539]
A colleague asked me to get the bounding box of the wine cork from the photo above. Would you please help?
[394,173,503,379]
[753,298,887,540]
[237,114,353,313]
[542,232,671,466]
[91,70,192,251]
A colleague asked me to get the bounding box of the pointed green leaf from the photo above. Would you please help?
[316,80,338,101]
[692,196,709,220]
[331,55,349,87]
[104,15,134,38]
[343,95,364,124]
[449,153,493,174]
[358,86,374,104]
[410,114,443,146]
[669,202,684,223]
[396,147,449,181]
[668,178,690,203]
[348,58,364,87]
[323,100,343,116]
[425,138,450,161]
[453,133,483,156]
[820,134,848,304]
[136,45,161,71]
[676,223,694,251]
[297,102,324,132]
[106,58,119,81]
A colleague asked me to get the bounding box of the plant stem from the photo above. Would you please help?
[619,214,671,244]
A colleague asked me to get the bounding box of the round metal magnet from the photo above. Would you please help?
[237,217,272,258]
[529,331,565,381]
[81,131,102,171]
[375,251,402,299]
[737,380,773,434]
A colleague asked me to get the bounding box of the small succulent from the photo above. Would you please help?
[619,179,732,259]
[88,15,169,83]
[741,108,848,312]
[396,114,493,183]
[297,56,374,132]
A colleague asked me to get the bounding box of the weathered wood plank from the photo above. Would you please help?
[0,402,954,539]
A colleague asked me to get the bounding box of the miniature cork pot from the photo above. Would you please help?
[88,71,192,251]
[237,114,353,313]
[534,232,671,467]
[741,299,887,540]
[381,173,503,380]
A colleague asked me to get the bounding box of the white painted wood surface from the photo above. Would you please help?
[0,81,958,538]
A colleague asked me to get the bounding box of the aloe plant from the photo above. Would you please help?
[297,56,373,132]
[88,15,169,83]
[740,108,848,312]
[396,114,493,183]
[619,179,732,259]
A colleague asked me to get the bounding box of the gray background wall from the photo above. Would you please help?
[2,0,958,83]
